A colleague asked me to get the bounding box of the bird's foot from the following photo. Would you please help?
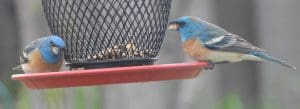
[202,61,230,70]
[203,61,214,70]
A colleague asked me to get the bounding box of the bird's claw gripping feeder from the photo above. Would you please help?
[12,0,207,89]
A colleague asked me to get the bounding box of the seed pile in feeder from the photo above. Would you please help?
[87,43,157,61]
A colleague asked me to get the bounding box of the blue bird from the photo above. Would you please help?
[13,35,66,73]
[168,16,296,69]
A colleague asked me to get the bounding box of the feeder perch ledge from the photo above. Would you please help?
[11,62,208,89]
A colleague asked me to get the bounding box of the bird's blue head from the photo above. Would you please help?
[168,16,209,42]
[49,35,66,49]
[39,35,66,64]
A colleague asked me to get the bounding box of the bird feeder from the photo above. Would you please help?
[43,0,172,69]
[12,0,208,89]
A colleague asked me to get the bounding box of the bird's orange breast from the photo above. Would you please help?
[25,49,63,73]
[182,38,210,60]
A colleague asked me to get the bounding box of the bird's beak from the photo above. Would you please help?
[52,46,59,55]
[167,21,179,30]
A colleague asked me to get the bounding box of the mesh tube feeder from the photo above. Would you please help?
[44,0,171,69]
[12,0,208,89]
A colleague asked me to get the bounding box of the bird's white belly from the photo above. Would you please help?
[21,64,31,73]
[207,51,245,62]
[207,51,262,62]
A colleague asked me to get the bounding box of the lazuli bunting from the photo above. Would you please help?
[168,16,296,69]
[13,35,66,73]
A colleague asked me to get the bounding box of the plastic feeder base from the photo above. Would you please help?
[11,62,208,89]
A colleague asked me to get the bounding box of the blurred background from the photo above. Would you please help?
[0,0,299,109]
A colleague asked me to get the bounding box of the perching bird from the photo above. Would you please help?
[13,35,66,73]
[168,16,296,69]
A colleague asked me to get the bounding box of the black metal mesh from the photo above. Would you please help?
[42,0,172,68]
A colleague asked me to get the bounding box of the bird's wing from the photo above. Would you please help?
[21,38,43,64]
[203,33,264,53]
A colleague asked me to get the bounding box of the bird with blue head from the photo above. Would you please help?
[168,16,296,69]
[13,35,66,73]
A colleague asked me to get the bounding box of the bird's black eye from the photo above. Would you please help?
[50,41,55,47]
[178,21,186,26]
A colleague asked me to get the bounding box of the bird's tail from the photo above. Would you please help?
[12,65,22,70]
[249,51,296,69]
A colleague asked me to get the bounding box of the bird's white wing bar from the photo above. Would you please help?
[204,34,237,48]
[23,51,28,59]
[204,35,225,45]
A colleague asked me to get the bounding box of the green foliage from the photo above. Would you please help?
[16,86,102,109]
[215,93,244,109]
[2,71,22,99]
[75,88,85,109]
[260,98,280,109]
[214,93,282,109]
[75,87,102,109]
[16,86,29,109]
[0,81,13,109]
[44,89,65,109]
[223,94,244,109]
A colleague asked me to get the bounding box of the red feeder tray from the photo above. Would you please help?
[12,62,208,89]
